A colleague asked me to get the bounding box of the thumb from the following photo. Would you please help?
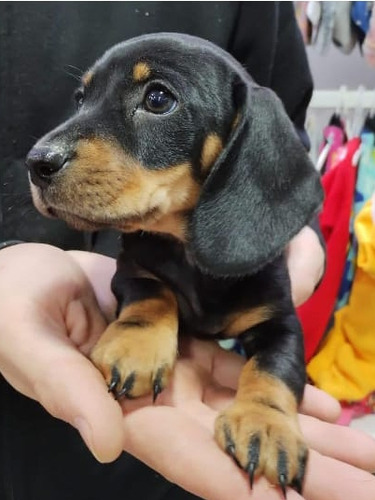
[31,344,125,463]
[0,314,124,463]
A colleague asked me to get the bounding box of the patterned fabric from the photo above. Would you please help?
[308,198,375,401]
[297,138,360,361]
[336,133,375,309]
[338,392,375,426]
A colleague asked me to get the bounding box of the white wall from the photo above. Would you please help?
[307,44,374,90]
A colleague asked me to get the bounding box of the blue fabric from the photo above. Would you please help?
[351,1,373,34]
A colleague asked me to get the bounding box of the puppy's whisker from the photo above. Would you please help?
[65,64,84,76]
[63,69,82,83]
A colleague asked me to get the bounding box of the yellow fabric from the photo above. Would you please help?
[308,200,375,401]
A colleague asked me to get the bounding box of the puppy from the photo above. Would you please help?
[26,33,323,495]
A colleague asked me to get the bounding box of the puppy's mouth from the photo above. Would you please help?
[30,182,162,231]
[46,205,161,232]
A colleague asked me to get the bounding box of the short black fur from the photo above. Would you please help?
[26,33,323,405]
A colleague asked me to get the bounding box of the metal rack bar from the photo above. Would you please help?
[309,88,375,109]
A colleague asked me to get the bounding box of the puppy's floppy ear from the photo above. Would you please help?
[191,78,323,277]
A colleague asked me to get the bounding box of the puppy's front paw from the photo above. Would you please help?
[90,318,178,401]
[215,398,308,496]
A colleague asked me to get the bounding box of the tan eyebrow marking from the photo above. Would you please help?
[133,62,151,82]
[200,133,223,174]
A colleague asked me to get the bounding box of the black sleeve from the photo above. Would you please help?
[229,2,313,149]
[229,2,324,256]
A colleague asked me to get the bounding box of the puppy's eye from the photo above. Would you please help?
[144,87,176,114]
[74,89,85,109]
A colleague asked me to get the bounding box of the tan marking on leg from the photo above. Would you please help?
[235,359,297,413]
[223,305,273,337]
[90,287,178,398]
[133,61,151,82]
[215,358,307,487]
[200,133,223,175]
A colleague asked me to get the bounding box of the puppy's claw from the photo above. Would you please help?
[152,380,162,403]
[279,474,287,499]
[277,448,288,498]
[108,366,120,394]
[248,462,256,489]
[152,368,165,403]
[290,447,308,495]
[223,425,241,467]
[116,371,136,399]
[248,434,260,489]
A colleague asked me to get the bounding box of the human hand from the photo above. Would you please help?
[1,244,374,500]
[0,243,124,462]
[121,338,375,500]
[287,226,325,307]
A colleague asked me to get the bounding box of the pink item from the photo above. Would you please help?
[318,125,346,172]
[338,392,375,426]
[363,6,375,67]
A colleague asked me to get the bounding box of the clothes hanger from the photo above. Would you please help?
[362,89,375,133]
[316,86,348,172]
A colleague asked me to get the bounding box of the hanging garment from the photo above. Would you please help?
[332,1,357,54]
[298,138,360,362]
[336,132,375,309]
[335,132,375,310]
[306,1,322,44]
[308,195,375,401]
[315,1,336,53]
[295,1,313,44]
[351,1,373,44]
[363,5,375,66]
[317,117,347,173]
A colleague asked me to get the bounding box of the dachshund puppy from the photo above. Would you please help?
[26,33,323,496]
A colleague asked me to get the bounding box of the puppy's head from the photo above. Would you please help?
[26,33,323,276]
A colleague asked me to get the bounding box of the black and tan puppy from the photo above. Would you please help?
[26,33,323,495]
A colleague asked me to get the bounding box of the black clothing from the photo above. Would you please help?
[0,3,312,499]
[0,1,312,252]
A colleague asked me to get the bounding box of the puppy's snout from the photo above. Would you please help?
[26,146,69,187]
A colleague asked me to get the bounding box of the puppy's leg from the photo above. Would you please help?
[215,312,307,496]
[91,274,178,401]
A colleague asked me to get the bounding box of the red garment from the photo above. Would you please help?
[298,138,360,362]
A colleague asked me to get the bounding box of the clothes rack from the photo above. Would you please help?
[310,88,375,109]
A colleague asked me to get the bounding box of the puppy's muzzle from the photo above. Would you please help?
[26,146,69,188]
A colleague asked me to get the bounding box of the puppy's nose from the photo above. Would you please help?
[26,147,68,187]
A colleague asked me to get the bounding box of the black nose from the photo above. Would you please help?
[26,147,68,187]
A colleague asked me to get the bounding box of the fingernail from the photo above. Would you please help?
[73,416,101,462]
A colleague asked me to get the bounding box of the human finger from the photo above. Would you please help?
[180,337,245,390]
[122,405,302,500]
[68,250,117,322]
[303,450,375,500]
[301,414,375,473]
[287,226,325,307]
[182,339,341,423]
[0,244,124,462]
[299,385,341,423]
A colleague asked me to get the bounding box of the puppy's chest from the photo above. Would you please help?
[122,233,274,338]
